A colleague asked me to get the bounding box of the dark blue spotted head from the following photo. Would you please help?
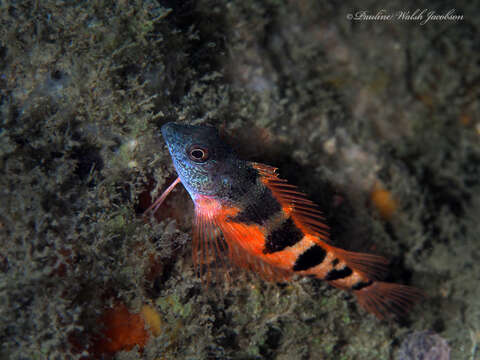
[161,122,247,202]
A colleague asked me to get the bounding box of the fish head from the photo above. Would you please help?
[161,122,239,200]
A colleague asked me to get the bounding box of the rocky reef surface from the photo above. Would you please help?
[1,1,479,359]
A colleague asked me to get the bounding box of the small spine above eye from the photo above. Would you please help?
[187,145,209,162]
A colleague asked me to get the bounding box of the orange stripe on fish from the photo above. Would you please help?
[149,122,424,319]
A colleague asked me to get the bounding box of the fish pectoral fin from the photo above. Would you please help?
[194,205,292,283]
[193,207,230,285]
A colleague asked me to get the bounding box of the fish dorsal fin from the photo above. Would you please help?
[194,195,292,283]
[251,162,391,281]
[250,162,331,244]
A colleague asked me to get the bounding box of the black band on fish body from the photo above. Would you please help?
[325,266,353,281]
[352,280,373,291]
[293,245,327,271]
[263,217,304,254]
[231,186,282,225]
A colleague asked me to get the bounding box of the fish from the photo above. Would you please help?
[146,122,423,319]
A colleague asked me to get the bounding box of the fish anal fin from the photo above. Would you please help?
[354,281,424,319]
[251,162,331,244]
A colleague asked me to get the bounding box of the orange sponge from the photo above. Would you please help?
[93,303,149,355]
[370,182,398,220]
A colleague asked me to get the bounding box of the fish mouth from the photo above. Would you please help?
[161,122,195,146]
[161,122,177,143]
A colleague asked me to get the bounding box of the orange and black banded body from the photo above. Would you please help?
[151,122,423,319]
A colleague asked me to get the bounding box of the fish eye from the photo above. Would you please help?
[187,145,209,163]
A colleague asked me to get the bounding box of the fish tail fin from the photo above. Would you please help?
[354,281,424,319]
